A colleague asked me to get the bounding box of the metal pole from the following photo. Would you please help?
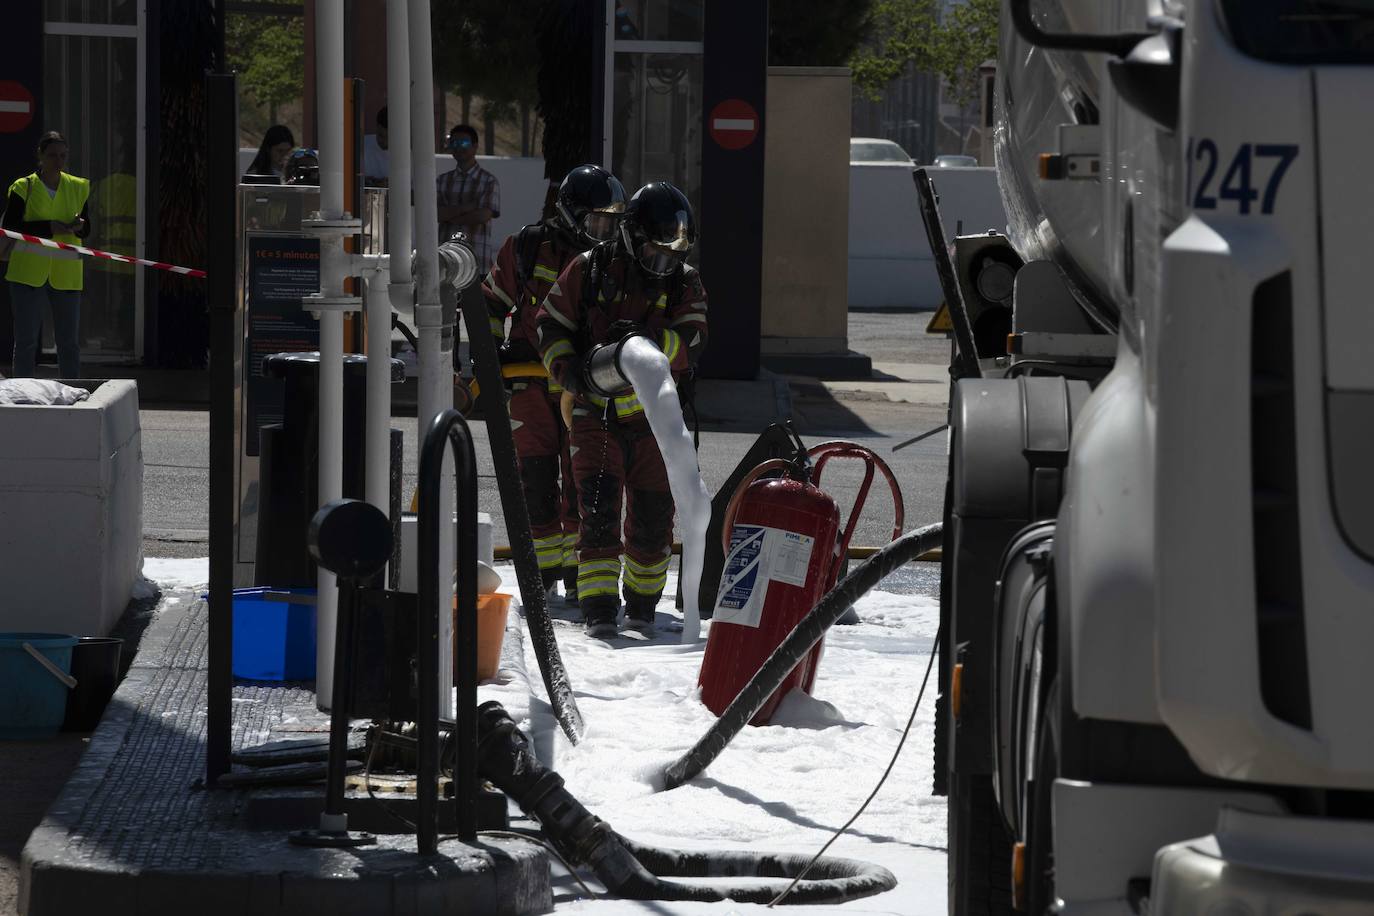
[324,576,357,817]
[453,418,478,841]
[417,413,444,855]
[386,0,414,591]
[364,269,390,515]
[315,0,347,705]
[386,0,414,345]
[601,0,614,170]
[205,72,238,786]
[409,0,454,717]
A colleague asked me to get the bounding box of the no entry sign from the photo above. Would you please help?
[709,99,759,151]
[0,81,34,134]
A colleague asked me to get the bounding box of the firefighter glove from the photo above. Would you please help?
[559,353,587,396]
[606,319,644,341]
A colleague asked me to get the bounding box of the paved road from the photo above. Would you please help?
[141,310,952,560]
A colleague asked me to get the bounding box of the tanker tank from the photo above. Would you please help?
[994,0,1117,330]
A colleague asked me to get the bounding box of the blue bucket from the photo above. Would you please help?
[0,633,78,739]
[230,588,317,681]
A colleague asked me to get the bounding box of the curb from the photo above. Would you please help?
[19,589,552,916]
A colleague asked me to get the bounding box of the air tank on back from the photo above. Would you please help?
[994,0,1116,330]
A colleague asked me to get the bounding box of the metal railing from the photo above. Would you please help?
[416,407,481,852]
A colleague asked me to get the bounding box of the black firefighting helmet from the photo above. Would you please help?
[620,182,695,278]
[283,148,320,186]
[556,165,627,247]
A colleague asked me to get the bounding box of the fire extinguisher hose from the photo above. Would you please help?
[661,521,943,791]
[476,700,897,905]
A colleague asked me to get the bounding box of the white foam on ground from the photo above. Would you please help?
[138,551,948,910]
[139,556,210,591]
[487,564,947,913]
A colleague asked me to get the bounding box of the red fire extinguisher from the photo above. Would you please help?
[698,441,903,724]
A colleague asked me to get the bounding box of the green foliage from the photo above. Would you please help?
[932,0,999,104]
[850,0,998,105]
[768,0,875,67]
[849,0,939,99]
[226,7,305,121]
[536,0,595,182]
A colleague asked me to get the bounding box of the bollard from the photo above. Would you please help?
[288,498,392,848]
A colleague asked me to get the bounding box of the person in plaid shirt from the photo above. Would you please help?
[436,124,501,270]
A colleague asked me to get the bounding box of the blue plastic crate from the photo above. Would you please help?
[229,588,317,681]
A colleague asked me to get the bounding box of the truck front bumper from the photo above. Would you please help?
[1153,807,1374,913]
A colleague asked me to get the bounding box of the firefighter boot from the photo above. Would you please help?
[582,596,619,639]
[624,594,657,634]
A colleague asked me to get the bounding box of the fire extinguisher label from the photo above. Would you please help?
[714,524,815,628]
[769,529,815,588]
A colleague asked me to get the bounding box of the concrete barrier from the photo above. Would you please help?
[848,164,1007,310]
[398,511,494,594]
[0,379,143,636]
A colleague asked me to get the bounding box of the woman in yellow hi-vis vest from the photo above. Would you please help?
[3,131,91,378]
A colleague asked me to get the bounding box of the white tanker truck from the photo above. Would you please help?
[934,1,1374,912]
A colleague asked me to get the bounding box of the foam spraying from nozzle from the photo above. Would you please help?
[609,335,711,642]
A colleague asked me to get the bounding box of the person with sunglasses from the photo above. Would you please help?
[436,124,500,271]
[535,181,709,637]
[482,164,627,608]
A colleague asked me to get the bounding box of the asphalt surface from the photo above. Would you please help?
[141,310,953,561]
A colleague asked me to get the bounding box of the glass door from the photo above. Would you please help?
[607,0,704,218]
[44,0,141,361]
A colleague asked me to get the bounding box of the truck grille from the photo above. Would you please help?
[1251,272,1311,729]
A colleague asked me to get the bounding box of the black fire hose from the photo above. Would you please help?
[476,701,897,904]
[452,267,585,744]
[611,833,896,904]
[662,522,944,791]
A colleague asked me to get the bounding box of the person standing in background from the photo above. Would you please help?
[363,106,389,187]
[243,125,296,185]
[437,124,500,271]
[4,130,91,378]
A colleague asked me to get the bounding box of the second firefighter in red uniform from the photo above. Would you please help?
[481,165,627,604]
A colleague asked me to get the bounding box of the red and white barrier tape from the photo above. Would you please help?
[1,227,206,279]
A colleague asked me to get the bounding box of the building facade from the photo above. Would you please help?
[1,0,218,372]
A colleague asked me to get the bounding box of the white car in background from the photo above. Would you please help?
[849,137,915,165]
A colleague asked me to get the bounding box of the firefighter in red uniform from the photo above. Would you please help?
[537,182,708,637]
[482,165,627,603]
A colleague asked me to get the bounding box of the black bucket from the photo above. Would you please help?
[62,637,123,732]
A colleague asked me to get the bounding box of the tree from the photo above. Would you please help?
[929,0,999,105]
[850,0,998,105]
[535,0,595,194]
[155,0,220,367]
[226,7,305,125]
[769,0,875,67]
[431,0,540,112]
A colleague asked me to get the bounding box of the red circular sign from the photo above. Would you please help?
[0,82,34,134]
[708,99,760,151]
